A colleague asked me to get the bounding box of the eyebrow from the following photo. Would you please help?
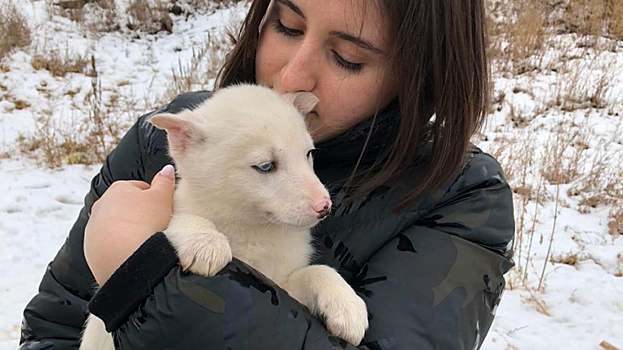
[330,31,384,55]
[275,0,384,55]
[275,0,305,19]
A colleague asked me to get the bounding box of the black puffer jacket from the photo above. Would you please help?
[19,91,514,350]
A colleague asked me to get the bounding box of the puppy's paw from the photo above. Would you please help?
[318,292,368,346]
[318,288,368,346]
[165,214,233,277]
[178,231,232,277]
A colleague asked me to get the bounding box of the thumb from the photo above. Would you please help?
[150,164,176,198]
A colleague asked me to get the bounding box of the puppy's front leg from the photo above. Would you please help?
[165,214,232,277]
[283,265,368,345]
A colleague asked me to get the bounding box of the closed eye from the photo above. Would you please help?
[271,17,364,74]
[271,17,303,38]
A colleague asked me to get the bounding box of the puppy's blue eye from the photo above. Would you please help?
[254,162,275,173]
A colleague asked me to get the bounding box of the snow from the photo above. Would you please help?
[477,33,623,349]
[1,1,622,349]
[0,159,94,346]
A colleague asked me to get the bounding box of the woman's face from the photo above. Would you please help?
[256,0,397,142]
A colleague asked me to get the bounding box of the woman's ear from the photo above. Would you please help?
[149,112,206,159]
[283,92,320,115]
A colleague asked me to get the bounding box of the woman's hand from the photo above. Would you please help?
[84,164,176,285]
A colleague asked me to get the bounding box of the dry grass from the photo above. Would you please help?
[487,0,548,75]
[85,0,120,33]
[0,2,31,61]
[609,204,623,235]
[487,0,623,267]
[50,0,248,35]
[568,144,623,214]
[487,0,623,299]
[171,0,247,16]
[17,111,93,167]
[546,58,617,112]
[563,0,610,37]
[540,120,589,185]
[551,252,580,268]
[560,0,623,41]
[49,0,120,33]
[163,32,231,101]
[1,89,33,112]
[599,341,621,350]
[18,56,130,167]
[612,0,623,40]
[14,1,244,169]
[499,120,623,300]
[51,0,173,35]
[13,100,31,110]
[489,130,537,274]
[31,50,89,77]
[487,0,621,140]
[126,0,172,34]
[487,0,622,74]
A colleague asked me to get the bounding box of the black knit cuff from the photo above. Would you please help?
[88,232,179,332]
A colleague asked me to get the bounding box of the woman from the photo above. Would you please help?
[20,0,515,349]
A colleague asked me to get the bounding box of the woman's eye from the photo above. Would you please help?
[271,17,302,38]
[271,16,364,74]
[253,162,276,173]
[332,51,364,74]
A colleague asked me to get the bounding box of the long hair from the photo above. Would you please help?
[216,0,490,209]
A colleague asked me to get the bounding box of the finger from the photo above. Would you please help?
[149,164,176,199]
[108,180,150,192]
[124,180,151,190]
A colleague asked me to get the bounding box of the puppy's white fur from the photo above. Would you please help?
[80,85,368,349]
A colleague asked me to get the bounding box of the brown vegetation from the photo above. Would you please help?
[18,57,129,167]
[50,0,248,36]
[31,51,89,77]
[0,2,31,61]
[163,33,230,101]
[126,0,172,34]
[486,0,623,308]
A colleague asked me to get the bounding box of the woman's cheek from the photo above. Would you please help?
[256,33,283,84]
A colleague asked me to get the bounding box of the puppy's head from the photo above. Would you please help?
[149,84,331,228]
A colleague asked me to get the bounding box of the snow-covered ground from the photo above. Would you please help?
[1,1,622,349]
[0,158,94,346]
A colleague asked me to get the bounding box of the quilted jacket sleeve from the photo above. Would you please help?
[18,113,157,350]
[90,152,515,350]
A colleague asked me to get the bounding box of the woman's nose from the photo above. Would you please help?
[279,41,318,93]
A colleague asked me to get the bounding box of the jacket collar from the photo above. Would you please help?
[313,99,401,171]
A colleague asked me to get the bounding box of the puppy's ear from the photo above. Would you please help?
[283,92,319,115]
[148,112,205,158]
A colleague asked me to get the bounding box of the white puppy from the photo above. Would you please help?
[80,84,368,349]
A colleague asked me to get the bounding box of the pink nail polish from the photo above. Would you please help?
[161,164,175,179]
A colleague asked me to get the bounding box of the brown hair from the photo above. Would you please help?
[216,0,490,208]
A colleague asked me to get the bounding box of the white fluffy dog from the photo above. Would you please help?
[80,84,368,349]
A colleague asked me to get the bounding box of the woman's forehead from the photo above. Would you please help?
[275,0,389,49]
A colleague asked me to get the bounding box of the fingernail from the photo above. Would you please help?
[160,164,175,180]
